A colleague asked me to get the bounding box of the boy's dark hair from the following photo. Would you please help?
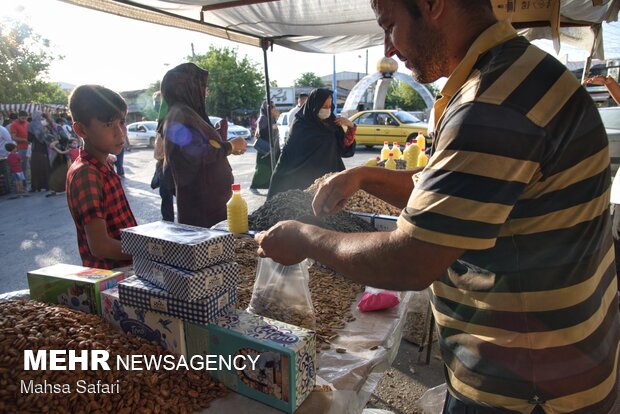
[5,142,16,152]
[68,85,127,126]
[18,110,28,117]
[9,113,17,120]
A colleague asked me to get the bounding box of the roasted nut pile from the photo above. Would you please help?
[307,174,402,216]
[234,239,364,351]
[0,300,227,414]
[248,190,377,233]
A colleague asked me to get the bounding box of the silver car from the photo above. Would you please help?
[209,116,251,141]
[127,121,157,148]
[598,107,620,171]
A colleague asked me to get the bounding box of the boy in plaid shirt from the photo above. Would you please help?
[66,85,137,269]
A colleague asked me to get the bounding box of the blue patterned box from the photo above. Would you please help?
[185,310,316,413]
[117,276,236,325]
[101,287,186,356]
[121,221,235,270]
[133,256,239,302]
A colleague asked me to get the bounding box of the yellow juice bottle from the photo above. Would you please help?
[380,141,391,161]
[406,141,420,169]
[416,132,426,151]
[391,142,402,159]
[227,183,248,234]
[402,142,411,160]
[417,150,429,168]
[385,152,397,170]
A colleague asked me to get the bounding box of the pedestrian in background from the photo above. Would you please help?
[27,112,50,193]
[250,100,280,190]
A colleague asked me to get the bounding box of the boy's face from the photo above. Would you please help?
[73,115,127,161]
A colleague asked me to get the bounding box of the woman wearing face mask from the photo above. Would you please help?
[267,88,356,198]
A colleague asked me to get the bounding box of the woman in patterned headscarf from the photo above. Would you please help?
[160,62,246,228]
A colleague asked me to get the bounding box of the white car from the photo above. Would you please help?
[277,112,290,148]
[209,116,252,141]
[127,121,157,148]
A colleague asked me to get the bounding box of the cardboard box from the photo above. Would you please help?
[133,256,239,301]
[121,221,235,270]
[118,276,236,325]
[101,286,186,356]
[186,310,316,413]
[27,264,125,315]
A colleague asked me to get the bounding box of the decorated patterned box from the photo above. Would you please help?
[133,256,239,301]
[117,276,236,325]
[185,309,316,413]
[27,264,126,315]
[121,221,235,270]
[101,286,186,356]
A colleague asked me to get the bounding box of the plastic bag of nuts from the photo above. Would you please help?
[247,258,316,331]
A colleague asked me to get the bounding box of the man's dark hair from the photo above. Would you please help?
[9,113,17,120]
[68,85,127,126]
[5,142,16,152]
[18,110,27,117]
[299,93,309,98]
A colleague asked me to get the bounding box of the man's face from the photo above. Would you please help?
[298,97,308,107]
[373,0,448,84]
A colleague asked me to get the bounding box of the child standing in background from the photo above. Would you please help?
[5,142,25,195]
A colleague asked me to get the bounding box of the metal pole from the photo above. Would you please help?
[262,38,276,173]
[332,55,337,112]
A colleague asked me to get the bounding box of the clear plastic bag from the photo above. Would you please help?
[247,258,316,330]
[417,383,447,414]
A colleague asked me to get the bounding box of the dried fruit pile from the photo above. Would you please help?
[306,174,402,217]
[0,300,227,414]
[234,238,364,352]
[248,190,377,233]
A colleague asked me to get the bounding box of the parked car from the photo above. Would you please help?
[277,112,289,147]
[209,116,251,141]
[599,106,620,169]
[127,121,157,148]
[349,110,429,148]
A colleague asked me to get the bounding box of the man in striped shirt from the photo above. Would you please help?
[256,0,619,412]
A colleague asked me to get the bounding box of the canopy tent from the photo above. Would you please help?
[59,0,620,57]
[0,103,67,114]
[57,0,620,170]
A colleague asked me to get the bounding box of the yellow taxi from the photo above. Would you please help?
[349,110,429,148]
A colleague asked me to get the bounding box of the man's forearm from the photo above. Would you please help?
[356,166,418,209]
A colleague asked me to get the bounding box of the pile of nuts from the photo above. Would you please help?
[234,239,364,352]
[248,190,377,233]
[307,174,402,216]
[0,300,227,414]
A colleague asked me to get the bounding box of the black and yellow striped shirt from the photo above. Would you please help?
[398,22,619,413]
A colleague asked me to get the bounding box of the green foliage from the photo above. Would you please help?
[0,18,67,105]
[189,46,264,117]
[141,81,162,121]
[385,79,433,111]
[294,72,324,87]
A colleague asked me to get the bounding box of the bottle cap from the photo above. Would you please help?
[405,142,411,146]
[231,184,241,191]
[376,156,381,161]
[389,152,394,157]
[418,131,423,134]
[384,141,389,145]
[393,142,399,146]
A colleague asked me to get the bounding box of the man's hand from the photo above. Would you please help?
[583,75,613,86]
[334,117,354,129]
[312,169,361,216]
[255,220,308,265]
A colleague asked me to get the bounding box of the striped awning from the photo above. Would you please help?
[0,104,67,114]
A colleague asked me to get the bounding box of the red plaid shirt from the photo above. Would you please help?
[66,150,137,269]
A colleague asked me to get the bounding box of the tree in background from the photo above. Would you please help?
[385,79,437,111]
[0,18,67,105]
[294,72,324,88]
[189,46,264,118]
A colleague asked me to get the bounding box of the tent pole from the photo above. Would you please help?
[262,38,276,174]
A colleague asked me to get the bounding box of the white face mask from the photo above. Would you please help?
[318,108,331,120]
